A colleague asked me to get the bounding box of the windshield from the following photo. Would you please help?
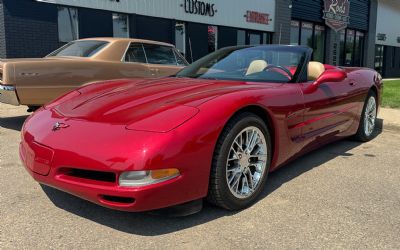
[176,46,309,83]
[47,40,109,57]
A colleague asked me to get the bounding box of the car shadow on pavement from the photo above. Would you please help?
[0,115,29,131]
[260,118,383,200]
[40,119,383,236]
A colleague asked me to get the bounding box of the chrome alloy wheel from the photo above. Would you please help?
[364,96,377,137]
[226,126,268,199]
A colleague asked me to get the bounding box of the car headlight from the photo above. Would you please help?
[119,169,180,187]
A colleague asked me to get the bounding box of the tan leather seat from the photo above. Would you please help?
[308,61,325,81]
[246,60,268,76]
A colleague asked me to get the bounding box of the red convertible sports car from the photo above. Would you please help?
[20,45,383,214]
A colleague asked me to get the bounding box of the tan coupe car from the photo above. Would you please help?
[0,38,187,110]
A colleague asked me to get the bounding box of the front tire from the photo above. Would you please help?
[354,92,377,142]
[207,112,272,210]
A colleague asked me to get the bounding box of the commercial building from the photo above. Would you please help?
[375,0,400,77]
[0,0,398,77]
[0,0,277,62]
[288,0,374,69]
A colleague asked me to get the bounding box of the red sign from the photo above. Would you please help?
[246,11,270,25]
[323,0,350,32]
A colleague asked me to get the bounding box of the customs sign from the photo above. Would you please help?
[323,0,350,32]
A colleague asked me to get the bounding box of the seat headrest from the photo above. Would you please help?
[246,60,268,76]
[308,61,325,81]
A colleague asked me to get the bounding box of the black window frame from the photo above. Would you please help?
[290,20,326,63]
[339,28,366,67]
[123,42,148,64]
[142,44,180,66]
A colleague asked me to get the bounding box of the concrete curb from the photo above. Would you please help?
[383,79,400,81]
[379,108,400,131]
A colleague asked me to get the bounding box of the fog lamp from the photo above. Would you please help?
[119,169,180,187]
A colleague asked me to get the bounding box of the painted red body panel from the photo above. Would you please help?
[20,67,383,212]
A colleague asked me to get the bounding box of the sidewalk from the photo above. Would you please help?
[379,108,400,131]
[383,78,400,81]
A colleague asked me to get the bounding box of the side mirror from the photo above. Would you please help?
[304,69,347,94]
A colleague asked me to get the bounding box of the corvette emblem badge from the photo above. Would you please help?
[52,122,70,131]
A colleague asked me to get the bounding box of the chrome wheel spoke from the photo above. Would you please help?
[364,96,377,136]
[225,126,268,199]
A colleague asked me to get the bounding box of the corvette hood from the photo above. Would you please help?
[54,77,279,125]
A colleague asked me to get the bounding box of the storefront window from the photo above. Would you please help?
[249,33,261,45]
[58,7,78,43]
[290,21,300,45]
[237,30,246,45]
[290,20,326,62]
[262,33,271,44]
[112,13,129,38]
[374,45,384,74]
[175,22,186,56]
[314,25,325,63]
[208,26,218,52]
[339,29,366,67]
[354,31,365,66]
[300,22,313,48]
[339,30,346,65]
[392,47,396,68]
[345,29,355,66]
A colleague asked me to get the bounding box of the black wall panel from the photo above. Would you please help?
[292,0,324,23]
[348,0,369,31]
[2,0,59,58]
[132,15,174,44]
[383,46,400,78]
[218,26,238,49]
[79,8,113,38]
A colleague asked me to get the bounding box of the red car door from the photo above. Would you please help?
[298,65,360,148]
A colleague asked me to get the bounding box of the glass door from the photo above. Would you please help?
[374,45,385,75]
[175,22,186,58]
[248,32,262,45]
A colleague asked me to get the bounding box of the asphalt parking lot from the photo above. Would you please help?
[1,104,400,249]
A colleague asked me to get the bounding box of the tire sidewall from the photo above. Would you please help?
[214,114,272,209]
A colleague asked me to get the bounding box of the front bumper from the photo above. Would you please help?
[19,141,191,212]
[0,85,19,105]
[19,108,211,212]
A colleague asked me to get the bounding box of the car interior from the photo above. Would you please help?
[307,61,326,81]
[244,59,326,83]
[245,60,268,76]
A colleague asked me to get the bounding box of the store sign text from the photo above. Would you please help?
[377,33,387,41]
[183,0,216,17]
[245,11,270,25]
[323,0,350,32]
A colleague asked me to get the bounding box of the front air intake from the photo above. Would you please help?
[60,168,116,183]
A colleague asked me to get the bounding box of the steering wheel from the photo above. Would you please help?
[264,65,293,80]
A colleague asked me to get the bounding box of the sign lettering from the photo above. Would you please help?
[245,11,270,25]
[183,0,216,17]
[323,0,350,32]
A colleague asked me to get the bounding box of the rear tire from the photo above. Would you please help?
[354,92,377,142]
[207,112,272,210]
